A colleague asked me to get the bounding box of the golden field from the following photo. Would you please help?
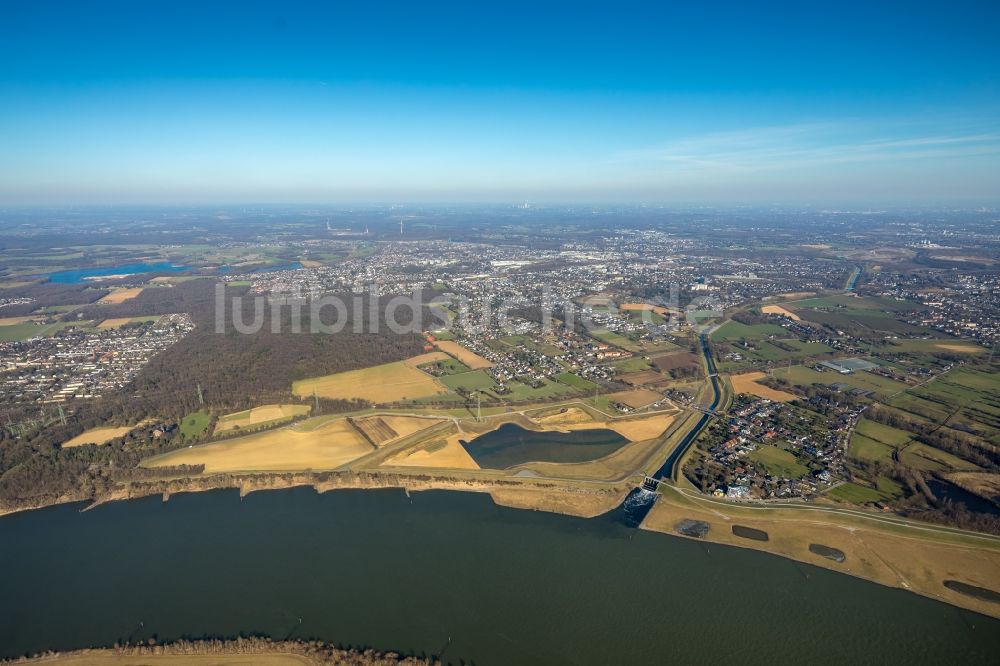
[291,352,452,403]
[214,403,310,433]
[97,287,144,304]
[61,425,140,448]
[435,340,493,368]
[729,372,797,402]
[144,418,373,472]
[760,304,801,320]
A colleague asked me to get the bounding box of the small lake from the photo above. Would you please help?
[47,262,188,284]
[1,488,998,664]
[461,423,629,468]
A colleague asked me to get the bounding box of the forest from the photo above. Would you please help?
[0,278,426,510]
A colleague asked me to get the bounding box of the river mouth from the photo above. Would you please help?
[460,423,629,469]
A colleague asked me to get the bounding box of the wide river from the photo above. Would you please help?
[1,488,998,664]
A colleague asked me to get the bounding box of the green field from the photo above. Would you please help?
[0,320,91,341]
[848,433,895,462]
[588,329,642,351]
[711,321,788,341]
[748,445,810,478]
[554,372,598,392]
[180,410,212,438]
[855,418,913,447]
[502,379,577,401]
[439,369,499,392]
[776,364,908,399]
[418,357,470,376]
[828,481,888,504]
[898,443,981,472]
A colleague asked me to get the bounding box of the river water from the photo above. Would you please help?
[1,488,998,664]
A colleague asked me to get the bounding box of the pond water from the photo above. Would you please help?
[460,423,629,468]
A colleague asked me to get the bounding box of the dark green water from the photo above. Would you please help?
[462,423,628,468]
[1,488,999,664]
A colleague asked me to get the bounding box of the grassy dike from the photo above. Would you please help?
[641,483,1000,619]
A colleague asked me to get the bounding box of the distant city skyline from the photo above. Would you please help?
[1,0,999,205]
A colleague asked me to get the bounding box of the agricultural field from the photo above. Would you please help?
[97,287,145,304]
[417,356,470,375]
[97,316,159,329]
[848,433,895,462]
[828,481,891,504]
[61,423,141,448]
[854,418,914,447]
[0,320,90,341]
[607,356,653,373]
[775,364,908,400]
[729,372,797,402]
[145,417,374,472]
[179,410,212,438]
[603,389,663,409]
[882,339,986,355]
[383,436,480,469]
[760,304,800,320]
[898,443,981,473]
[439,369,499,392]
[749,445,809,478]
[588,328,641,351]
[711,321,788,341]
[435,340,492,369]
[292,352,452,403]
[553,372,598,392]
[214,403,310,433]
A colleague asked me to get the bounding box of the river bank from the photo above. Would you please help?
[3,637,431,665]
[642,484,1000,619]
[0,469,629,521]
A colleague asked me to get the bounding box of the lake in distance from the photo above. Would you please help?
[1,488,998,664]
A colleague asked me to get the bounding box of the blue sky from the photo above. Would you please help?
[1,1,998,204]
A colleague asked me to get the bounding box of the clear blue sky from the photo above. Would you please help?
[1,0,998,204]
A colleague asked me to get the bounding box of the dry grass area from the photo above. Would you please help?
[934,343,985,353]
[97,318,136,329]
[643,488,1000,619]
[729,372,797,402]
[379,415,445,439]
[0,316,43,325]
[605,389,663,409]
[620,302,678,316]
[435,340,493,368]
[214,404,310,433]
[351,416,399,445]
[605,413,675,441]
[946,472,1000,502]
[383,435,480,469]
[144,418,373,473]
[32,654,314,665]
[490,487,628,518]
[292,352,451,403]
[619,370,664,386]
[97,287,144,304]
[533,406,594,426]
[62,424,141,448]
[299,258,323,268]
[761,304,801,320]
[513,436,665,481]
